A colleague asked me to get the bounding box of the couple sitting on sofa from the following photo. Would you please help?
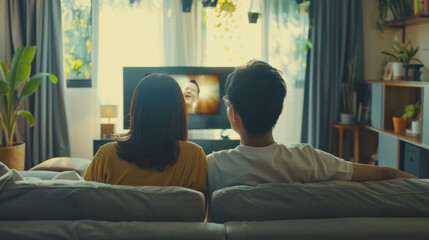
[84,60,416,199]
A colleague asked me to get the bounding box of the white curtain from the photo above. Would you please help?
[262,0,309,145]
[162,0,200,66]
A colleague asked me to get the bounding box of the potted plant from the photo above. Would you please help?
[392,101,421,133]
[376,0,413,33]
[403,101,421,135]
[340,47,357,124]
[248,0,263,24]
[381,39,422,81]
[0,46,57,170]
[202,0,217,7]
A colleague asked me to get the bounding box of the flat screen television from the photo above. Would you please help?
[123,67,234,129]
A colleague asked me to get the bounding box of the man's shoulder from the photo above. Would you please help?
[207,147,240,162]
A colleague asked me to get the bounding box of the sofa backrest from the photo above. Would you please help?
[210,178,429,223]
[0,163,206,222]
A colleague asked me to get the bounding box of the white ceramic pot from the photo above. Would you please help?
[411,121,421,135]
[392,62,404,81]
[340,113,354,125]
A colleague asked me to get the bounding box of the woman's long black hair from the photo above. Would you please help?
[116,74,188,171]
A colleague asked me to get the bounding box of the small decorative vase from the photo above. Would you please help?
[392,62,404,81]
[411,120,421,135]
[392,117,408,132]
[340,113,354,124]
[0,142,26,171]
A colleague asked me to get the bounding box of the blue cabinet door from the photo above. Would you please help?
[371,83,384,129]
[423,87,429,146]
[378,132,398,168]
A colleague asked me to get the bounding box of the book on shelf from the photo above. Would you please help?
[422,0,429,15]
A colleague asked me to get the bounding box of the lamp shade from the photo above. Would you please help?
[100,105,118,118]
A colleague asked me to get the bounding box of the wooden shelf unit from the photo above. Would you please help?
[358,80,429,87]
[387,16,429,28]
[363,125,424,147]
[357,80,429,171]
[385,16,429,43]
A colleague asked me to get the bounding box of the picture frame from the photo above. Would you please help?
[383,62,393,81]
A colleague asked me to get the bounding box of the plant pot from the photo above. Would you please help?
[392,62,404,80]
[181,0,193,12]
[392,117,408,132]
[411,120,421,135]
[248,12,260,24]
[0,142,25,171]
[340,113,354,124]
[202,0,217,7]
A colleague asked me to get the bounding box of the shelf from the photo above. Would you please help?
[387,16,429,28]
[358,80,429,87]
[363,125,422,146]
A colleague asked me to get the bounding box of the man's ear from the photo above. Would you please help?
[231,105,240,122]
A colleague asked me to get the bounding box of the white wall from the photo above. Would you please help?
[363,0,429,80]
[64,88,99,159]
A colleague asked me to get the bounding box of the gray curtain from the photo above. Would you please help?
[301,0,364,152]
[5,0,70,168]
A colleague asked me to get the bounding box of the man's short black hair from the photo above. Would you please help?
[225,60,286,135]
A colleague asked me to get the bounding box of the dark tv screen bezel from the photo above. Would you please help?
[123,67,234,130]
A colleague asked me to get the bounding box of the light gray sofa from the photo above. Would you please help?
[1,162,429,240]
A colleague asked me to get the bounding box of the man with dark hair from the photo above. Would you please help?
[207,60,416,196]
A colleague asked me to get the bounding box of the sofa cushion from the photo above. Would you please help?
[0,221,226,240]
[210,178,429,223]
[30,157,91,176]
[0,162,205,222]
[225,218,429,240]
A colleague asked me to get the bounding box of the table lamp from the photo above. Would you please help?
[100,105,117,139]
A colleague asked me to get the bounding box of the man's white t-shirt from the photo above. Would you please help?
[207,142,353,196]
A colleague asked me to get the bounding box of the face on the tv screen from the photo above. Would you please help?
[174,74,220,115]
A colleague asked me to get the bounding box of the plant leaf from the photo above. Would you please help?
[17,110,35,127]
[13,46,36,89]
[0,79,9,96]
[0,61,8,79]
[19,78,41,99]
[31,72,58,84]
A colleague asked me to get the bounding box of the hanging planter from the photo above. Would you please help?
[182,0,193,12]
[248,0,263,24]
[248,12,261,23]
[202,0,217,7]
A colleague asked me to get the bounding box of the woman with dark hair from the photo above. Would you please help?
[84,74,207,195]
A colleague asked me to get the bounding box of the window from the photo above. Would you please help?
[202,0,262,66]
[61,0,93,88]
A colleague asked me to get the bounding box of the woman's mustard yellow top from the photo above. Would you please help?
[84,141,207,195]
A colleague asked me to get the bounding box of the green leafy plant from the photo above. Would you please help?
[402,101,421,120]
[381,39,422,64]
[376,0,413,33]
[0,46,57,147]
[341,46,358,114]
[393,101,421,120]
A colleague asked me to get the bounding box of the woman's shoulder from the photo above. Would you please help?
[97,141,118,154]
[178,140,204,154]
